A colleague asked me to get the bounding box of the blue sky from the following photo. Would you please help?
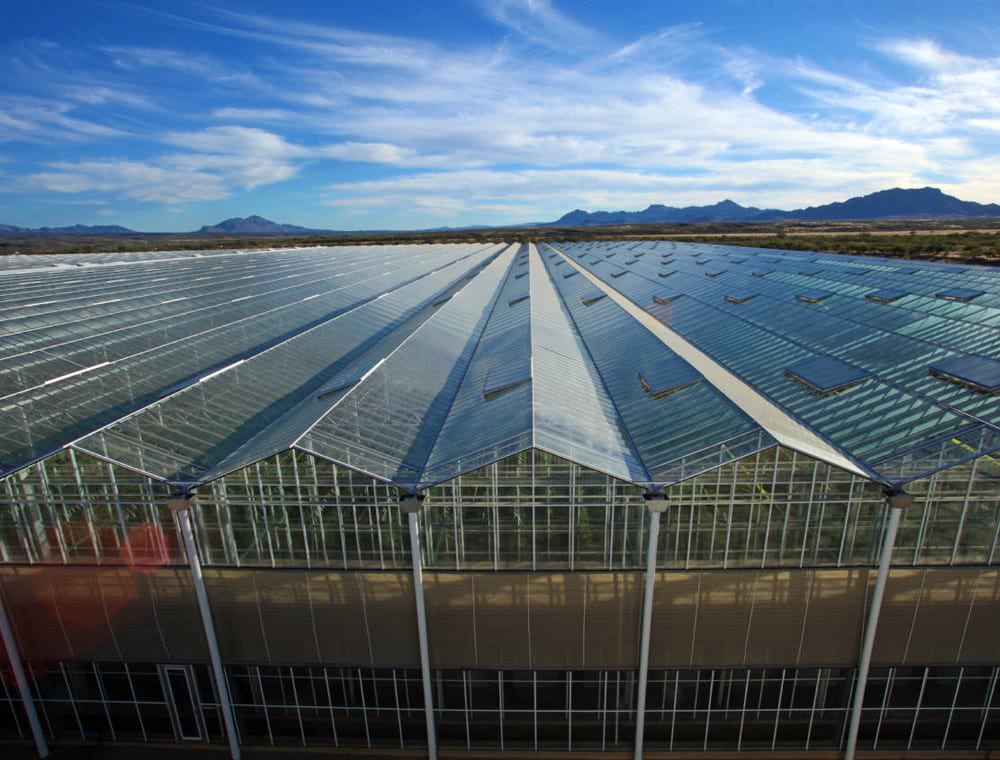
[2,0,1000,231]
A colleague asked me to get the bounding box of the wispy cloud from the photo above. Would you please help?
[0,95,129,143]
[479,0,601,50]
[5,4,1000,224]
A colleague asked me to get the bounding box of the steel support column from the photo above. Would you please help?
[844,489,912,760]
[0,584,48,757]
[169,494,241,760]
[404,494,438,760]
[634,492,667,760]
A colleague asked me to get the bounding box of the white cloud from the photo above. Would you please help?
[479,0,601,50]
[8,7,1000,220]
[0,95,128,143]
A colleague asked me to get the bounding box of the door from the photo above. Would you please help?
[160,665,204,741]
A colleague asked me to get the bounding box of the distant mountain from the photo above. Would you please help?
[197,215,332,235]
[552,199,779,226]
[0,223,136,234]
[758,187,1000,221]
[550,187,1000,226]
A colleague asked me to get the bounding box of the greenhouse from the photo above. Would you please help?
[0,240,998,758]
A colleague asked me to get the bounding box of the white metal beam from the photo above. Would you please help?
[404,495,438,760]
[844,490,912,759]
[548,244,877,482]
[0,585,48,757]
[170,496,241,760]
[634,493,666,760]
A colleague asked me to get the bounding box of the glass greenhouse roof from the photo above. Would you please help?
[1,239,997,492]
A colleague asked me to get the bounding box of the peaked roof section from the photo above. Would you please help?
[296,245,517,488]
[2,240,997,493]
[0,243,501,479]
[72,246,504,487]
[553,240,1000,485]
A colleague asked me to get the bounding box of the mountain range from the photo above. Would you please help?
[2,188,999,235]
[549,187,1000,226]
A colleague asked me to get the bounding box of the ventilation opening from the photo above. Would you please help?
[866,288,906,304]
[563,270,578,279]
[928,355,1000,393]
[316,366,369,401]
[785,355,871,396]
[610,270,626,278]
[483,364,532,400]
[508,294,529,306]
[936,288,984,302]
[581,290,606,306]
[658,270,676,278]
[796,289,832,304]
[705,270,725,277]
[637,364,700,399]
[652,292,680,305]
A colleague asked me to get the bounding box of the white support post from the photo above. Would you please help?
[0,586,48,757]
[169,495,241,760]
[634,492,666,760]
[844,489,911,760]
[403,494,438,760]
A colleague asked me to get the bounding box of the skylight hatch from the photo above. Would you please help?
[483,363,532,400]
[652,292,681,305]
[928,355,1000,393]
[796,289,832,304]
[316,365,370,401]
[866,288,906,304]
[725,291,757,304]
[580,290,606,306]
[785,355,872,396]
[936,288,984,302]
[637,360,700,398]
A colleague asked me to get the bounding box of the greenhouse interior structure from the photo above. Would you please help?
[0,239,998,758]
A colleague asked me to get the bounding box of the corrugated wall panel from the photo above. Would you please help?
[424,571,641,669]
[797,568,870,665]
[959,568,1000,663]
[204,569,419,668]
[0,566,206,662]
[872,567,1000,665]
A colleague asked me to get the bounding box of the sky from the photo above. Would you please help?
[2,0,1000,231]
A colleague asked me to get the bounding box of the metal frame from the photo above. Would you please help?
[0,584,48,757]
[403,494,438,760]
[170,495,242,760]
[633,493,666,760]
[844,489,911,760]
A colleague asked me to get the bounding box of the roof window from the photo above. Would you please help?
[316,366,369,401]
[866,288,906,304]
[796,289,832,304]
[580,290,606,306]
[936,288,984,302]
[483,363,532,400]
[725,291,757,304]
[928,355,1000,393]
[652,292,681,305]
[785,355,871,395]
[637,362,700,398]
